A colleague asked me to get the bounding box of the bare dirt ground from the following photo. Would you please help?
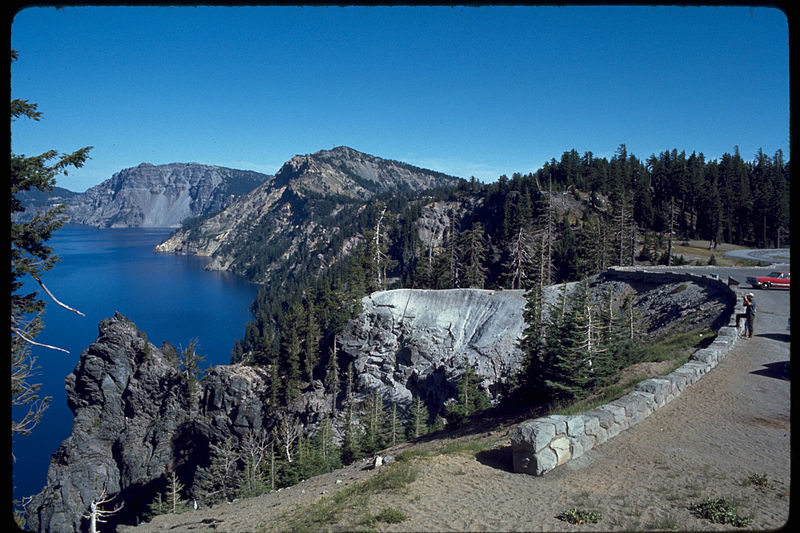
[124,287,790,532]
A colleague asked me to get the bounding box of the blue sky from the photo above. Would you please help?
[11,5,790,192]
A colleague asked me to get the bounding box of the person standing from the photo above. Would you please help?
[744,293,756,339]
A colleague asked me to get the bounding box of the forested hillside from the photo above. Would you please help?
[231,144,789,376]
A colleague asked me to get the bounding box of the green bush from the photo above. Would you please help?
[689,497,752,527]
[558,508,602,524]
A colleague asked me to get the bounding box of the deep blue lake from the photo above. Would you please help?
[11,225,259,502]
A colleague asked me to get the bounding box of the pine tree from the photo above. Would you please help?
[301,298,321,382]
[166,471,186,514]
[459,222,488,289]
[361,389,386,454]
[202,438,240,503]
[280,322,302,404]
[447,363,490,424]
[176,339,205,399]
[539,283,595,402]
[519,278,546,396]
[407,394,430,439]
[324,337,340,416]
[340,363,361,464]
[503,225,535,289]
[312,415,341,473]
[387,401,404,448]
[445,211,461,288]
[238,429,270,497]
[364,204,397,291]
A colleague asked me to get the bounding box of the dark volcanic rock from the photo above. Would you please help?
[26,314,193,532]
[25,314,277,532]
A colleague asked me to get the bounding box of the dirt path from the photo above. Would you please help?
[124,288,790,532]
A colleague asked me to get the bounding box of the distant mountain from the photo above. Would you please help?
[14,162,272,228]
[155,146,463,281]
[12,186,80,220]
[273,145,460,197]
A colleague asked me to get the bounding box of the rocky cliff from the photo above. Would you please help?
[339,289,528,411]
[155,146,462,282]
[17,163,271,228]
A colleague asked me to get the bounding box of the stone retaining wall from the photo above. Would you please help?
[510,267,748,476]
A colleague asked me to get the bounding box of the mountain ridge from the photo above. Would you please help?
[13,162,272,228]
[155,146,463,282]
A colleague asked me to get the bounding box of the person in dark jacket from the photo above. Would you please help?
[743,293,756,339]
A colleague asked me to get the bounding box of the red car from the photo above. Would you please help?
[746,271,790,289]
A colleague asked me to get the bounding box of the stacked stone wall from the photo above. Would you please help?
[511,267,747,476]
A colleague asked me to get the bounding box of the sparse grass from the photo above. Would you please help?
[689,497,752,528]
[642,328,713,364]
[435,436,500,456]
[644,514,679,530]
[670,283,688,294]
[267,460,418,532]
[374,506,407,524]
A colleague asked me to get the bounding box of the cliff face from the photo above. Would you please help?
[22,163,271,228]
[339,289,529,410]
[24,313,301,533]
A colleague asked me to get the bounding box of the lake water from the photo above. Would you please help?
[11,225,259,502]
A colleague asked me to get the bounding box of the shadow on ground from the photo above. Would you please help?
[476,445,514,473]
[751,360,790,381]
[756,333,790,343]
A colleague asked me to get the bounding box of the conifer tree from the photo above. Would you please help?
[238,429,270,497]
[166,471,186,514]
[538,283,596,402]
[280,323,302,404]
[387,401,404,448]
[503,225,535,289]
[301,298,321,381]
[445,211,461,288]
[459,222,488,289]
[519,277,546,395]
[177,339,205,399]
[340,363,361,464]
[203,438,240,504]
[312,415,341,473]
[361,389,386,454]
[324,337,341,416]
[407,394,430,439]
[447,363,490,424]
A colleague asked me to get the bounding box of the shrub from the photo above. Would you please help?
[558,508,602,524]
[375,507,406,523]
[689,497,752,527]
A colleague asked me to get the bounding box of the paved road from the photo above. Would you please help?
[723,247,790,264]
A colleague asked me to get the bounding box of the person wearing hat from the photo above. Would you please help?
[743,293,756,339]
